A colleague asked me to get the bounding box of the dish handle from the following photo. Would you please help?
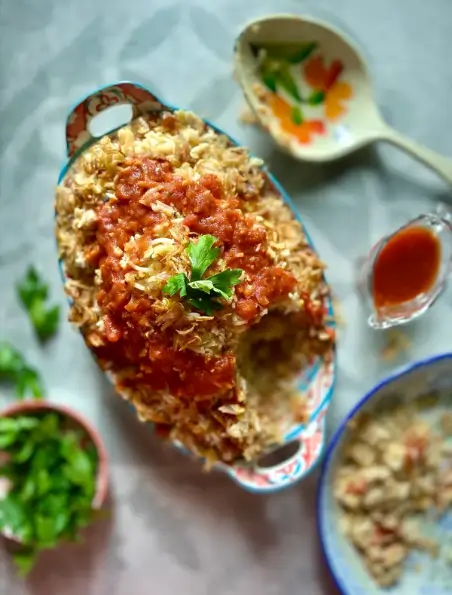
[226,413,327,493]
[65,81,164,158]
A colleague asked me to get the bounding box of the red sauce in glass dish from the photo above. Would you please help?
[372,226,441,309]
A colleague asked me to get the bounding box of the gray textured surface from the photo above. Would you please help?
[1,0,452,593]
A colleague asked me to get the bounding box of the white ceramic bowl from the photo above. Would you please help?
[57,82,337,493]
[318,353,452,594]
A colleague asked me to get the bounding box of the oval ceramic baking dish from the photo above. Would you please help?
[56,81,336,493]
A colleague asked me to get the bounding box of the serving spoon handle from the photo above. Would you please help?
[378,125,452,185]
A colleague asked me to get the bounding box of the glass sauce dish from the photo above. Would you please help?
[357,211,452,329]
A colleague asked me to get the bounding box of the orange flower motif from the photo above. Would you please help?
[267,94,325,144]
[304,56,352,121]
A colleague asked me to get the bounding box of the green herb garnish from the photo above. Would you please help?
[162,235,243,315]
[0,342,44,399]
[17,267,60,342]
[0,413,99,575]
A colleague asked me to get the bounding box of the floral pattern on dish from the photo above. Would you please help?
[256,42,353,144]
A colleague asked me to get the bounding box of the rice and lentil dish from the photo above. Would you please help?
[55,109,335,465]
[334,404,452,588]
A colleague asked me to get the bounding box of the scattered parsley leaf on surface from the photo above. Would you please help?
[162,235,243,315]
[29,303,60,342]
[0,343,23,379]
[16,367,44,399]
[0,342,44,399]
[17,266,60,342]
[17,267,47,309]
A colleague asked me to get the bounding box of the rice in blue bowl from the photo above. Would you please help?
[318,353,452,593]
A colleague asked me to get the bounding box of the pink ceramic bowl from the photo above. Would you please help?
[0,401,109,542]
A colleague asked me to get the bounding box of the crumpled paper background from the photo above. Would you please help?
[0,0,451,593]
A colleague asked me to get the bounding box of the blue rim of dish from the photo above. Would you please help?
[56,82,337,491]
[316,351,452,594]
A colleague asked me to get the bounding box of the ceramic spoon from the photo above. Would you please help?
[234,14,452,184]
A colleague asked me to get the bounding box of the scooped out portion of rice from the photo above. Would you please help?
[55,109,335,465]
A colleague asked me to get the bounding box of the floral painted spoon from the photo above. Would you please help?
[234,14,452,184]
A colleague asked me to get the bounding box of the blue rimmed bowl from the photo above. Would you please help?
[318,353,452,594]
[56,81,337,493]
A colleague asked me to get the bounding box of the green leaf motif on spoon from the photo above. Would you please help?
[260,66,278,93]
[307,90,326,105]
[252,42,317,64]
[259,58,303,103]
[291,105,303,125]
[256,43,321,105]
[274,63,302,102]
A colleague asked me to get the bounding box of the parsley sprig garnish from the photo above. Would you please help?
[162,235,243,315]
[17,267,60,342]
[0,342,44,399]
[0,412,98,575]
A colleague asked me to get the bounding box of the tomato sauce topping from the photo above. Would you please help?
[88,156,299,400]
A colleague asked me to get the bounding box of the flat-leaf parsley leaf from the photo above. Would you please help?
[17,267,60,342]
[0,342,45,399]
[162,273,188,298]
[207,269,244,300]
[162,235,242,314]
[186,235,220,281]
